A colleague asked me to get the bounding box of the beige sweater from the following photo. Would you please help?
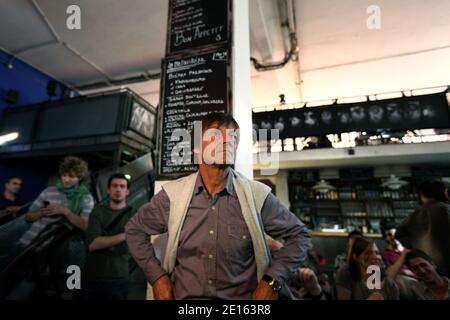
[161,168,272,282]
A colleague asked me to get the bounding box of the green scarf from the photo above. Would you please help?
[56,180,90,215]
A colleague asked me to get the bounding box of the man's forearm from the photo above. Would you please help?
[125,218,167,284]
[65,211,88,230]
[267,224,311,282]
[89,233,125,252]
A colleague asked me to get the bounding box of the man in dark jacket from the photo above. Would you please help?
[396,180,450,277]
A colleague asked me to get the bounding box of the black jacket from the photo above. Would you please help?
[396,201,450,277]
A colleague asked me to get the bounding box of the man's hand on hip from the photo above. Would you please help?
[252,280,278,300]
[153,275,174,300]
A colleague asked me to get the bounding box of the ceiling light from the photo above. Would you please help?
[312,179,336,194]
[0,132,19,145]
[381,175,408,190]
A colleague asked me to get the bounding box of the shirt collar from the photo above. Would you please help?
[194,170,235,197]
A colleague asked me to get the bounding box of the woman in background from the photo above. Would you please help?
[335,237,399,300]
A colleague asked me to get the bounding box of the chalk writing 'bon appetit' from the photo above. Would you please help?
[174,25,224,47]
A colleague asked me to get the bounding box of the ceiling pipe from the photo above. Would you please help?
[75,72,161,91]
[251,0,298,72]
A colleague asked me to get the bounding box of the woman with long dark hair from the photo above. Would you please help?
[335,237,399,300]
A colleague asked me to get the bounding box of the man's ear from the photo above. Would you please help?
[126,189,130,196]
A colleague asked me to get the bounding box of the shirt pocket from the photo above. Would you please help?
[226,224,253,263]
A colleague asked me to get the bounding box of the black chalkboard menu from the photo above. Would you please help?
[157,48,231,178]
[167,0,230,54]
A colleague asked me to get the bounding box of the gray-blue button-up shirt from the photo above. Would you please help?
[126,172,310,299]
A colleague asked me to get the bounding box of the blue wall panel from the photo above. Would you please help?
[0,49,77,200]
[0,50,73,111]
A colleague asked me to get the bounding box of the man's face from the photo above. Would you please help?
[107,178,129,203]
[200,124,238,168]
[61,172,80,188]
[408,257,438,283]
[5,178,22,194]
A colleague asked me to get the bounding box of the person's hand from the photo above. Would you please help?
[252,280,278,300]
[5,206,21,213]
[153,275,174,300]
[398,248,411,264]
[400,248,411,257]
[25,211,44,222]
[298,268,322,296]
[41,204,69,217]
[367,291,384,300]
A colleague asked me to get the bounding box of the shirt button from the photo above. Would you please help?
[208,280,213,285]
[209,230,214,235]
[208,254,213,259]
[242,235,247,240]
[211,206,215,210]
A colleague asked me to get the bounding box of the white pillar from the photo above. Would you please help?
[232,0,253,179]
[275,170,291,209]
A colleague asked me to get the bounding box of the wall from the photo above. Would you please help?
[1,49,73,201]
[0,50,69,111]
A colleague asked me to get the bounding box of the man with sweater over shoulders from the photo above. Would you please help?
[126,112,310,300]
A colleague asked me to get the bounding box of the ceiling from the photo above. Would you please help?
[1,0,449,108]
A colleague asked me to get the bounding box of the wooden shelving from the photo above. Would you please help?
[289,173,421,233]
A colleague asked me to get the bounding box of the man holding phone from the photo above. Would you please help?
[18,156,94,248]
[6,156,94,299]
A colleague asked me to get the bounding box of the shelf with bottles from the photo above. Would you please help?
[391,200,420,208]
[340,200,366,216]
[393,208,414,219]
[338,186,379,200]
[365,200,394,218]
[381,189,419,201]
[308,187,415,202]
[289,185,313,202]
[313,201,341,210]
[315,216,342,229]
[342,218,369,231]
[316,211,341,217]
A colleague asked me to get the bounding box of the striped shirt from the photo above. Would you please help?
[18,186,94,248]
